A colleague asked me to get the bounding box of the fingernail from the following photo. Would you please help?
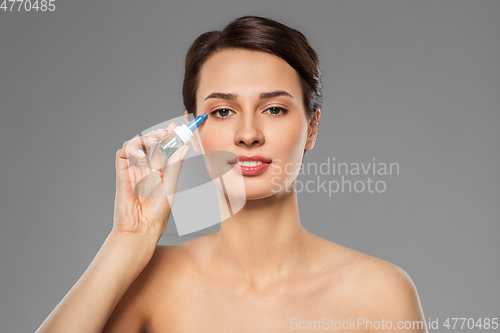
[147,136,158,141]
[156,128,166,131]
[180,146,190,160]
[137,149,146,157]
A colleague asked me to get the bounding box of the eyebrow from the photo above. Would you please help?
[204,90,293,101]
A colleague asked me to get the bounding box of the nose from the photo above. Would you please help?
[234,112,265,147]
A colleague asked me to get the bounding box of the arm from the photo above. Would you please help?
[36,125,187,333]
[35,230,158,333]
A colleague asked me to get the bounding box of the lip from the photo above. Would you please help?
[229,155,272,163]
[229,155,272,176]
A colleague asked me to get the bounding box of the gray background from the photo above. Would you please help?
[1,0,499,332]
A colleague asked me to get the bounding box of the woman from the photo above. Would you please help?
[36,16,427,333]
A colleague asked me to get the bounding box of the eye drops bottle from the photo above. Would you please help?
[156,113,208,158]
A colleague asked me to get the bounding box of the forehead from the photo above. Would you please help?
[197,48,302,100]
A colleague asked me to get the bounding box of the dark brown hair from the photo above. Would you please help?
[183,15,322,126]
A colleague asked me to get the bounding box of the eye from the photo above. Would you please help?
[210,107,289,118]
[210,109,235,118]
[264,107,289,116]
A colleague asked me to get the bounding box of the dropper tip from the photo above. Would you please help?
[187,112,209,132]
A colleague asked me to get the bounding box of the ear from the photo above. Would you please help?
[305,108,321,151]
[185,110,203,153]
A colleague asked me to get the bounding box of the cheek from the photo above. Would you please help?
[274,125,307,159]
[198,126,232,150]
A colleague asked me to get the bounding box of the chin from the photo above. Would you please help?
[244,179,294,200]
[243,188,277,200]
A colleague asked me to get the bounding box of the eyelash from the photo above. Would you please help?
[210,107,289,118]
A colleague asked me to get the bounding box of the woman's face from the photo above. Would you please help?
[192,48,318,200]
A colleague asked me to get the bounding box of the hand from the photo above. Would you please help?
[113,122,189,238]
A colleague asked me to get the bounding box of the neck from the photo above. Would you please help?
[212,187,312,287]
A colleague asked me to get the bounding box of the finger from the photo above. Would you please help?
[127,124,179,166]
[152,122,178,145]
[134,169,164,199]
[154,122,177,134]
[130,131,176,198]
[141,122,178,143]
[166,122,177,132]
[149,146,169,172]
[161,145,189,207]
[148,131,173,172]
[115,147,136,201]
[123,136,155,163]
[120,140,149,191]
[149,123,179,172]
[125,134,161,159]
[123,123,179,198]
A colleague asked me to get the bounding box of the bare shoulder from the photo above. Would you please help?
[338,245,417,296]
[102,241,197,332]
[315,236,426,331]
[143,234,216,293]
[142,238,204,288]
[312,235,417,293]
[104,238,204,331]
